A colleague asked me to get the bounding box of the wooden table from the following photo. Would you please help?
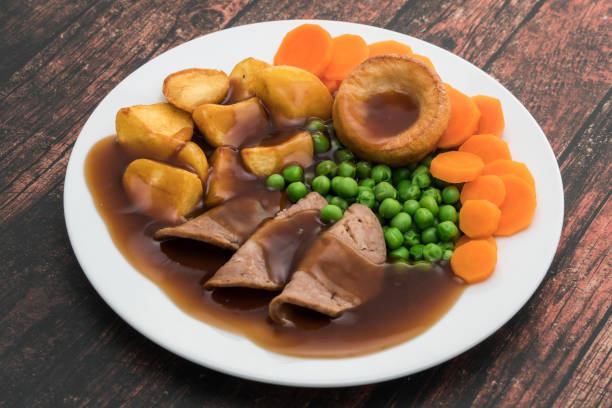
[1,0,609,406]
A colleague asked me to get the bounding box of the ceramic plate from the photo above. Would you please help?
[64,20,564,387]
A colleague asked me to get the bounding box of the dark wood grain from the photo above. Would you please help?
[0,0,610,407]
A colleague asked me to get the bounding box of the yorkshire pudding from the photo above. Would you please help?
[332,55,450,166]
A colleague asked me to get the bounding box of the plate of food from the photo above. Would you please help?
[64,20,564,387]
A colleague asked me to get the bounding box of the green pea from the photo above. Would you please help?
[330,196,348,211]
[419,195,439,216]
[379,198,402,219]
[437,221,460,242]
[397,180,420,201]
[422,187,442,204]
[403,199,420,215]
[312,131,330,153]
[412,172,431,188]
[306,119,327,133]
[358,185,372,193]
[412,165,429,176]
[324,194,334,203]
[438,205,457,223]
[331,176,343,192]
[442,249,453,260]
[337,161,356,178]
[440,241,454,251]
[371,164,392,183]
[384,227,404,249]
[359,178,376,188]
[390,212,412,233]
[389,246,410,260]
[403,230,420,246]
[333,177,358,198]
[282,165,303,183]
[420,155,434,167]
[286,181,308,202]
[311,175,331,195]
[266,174,285,190]
[336,149,355,162]
[423,243,442,262]
[414,207,434,229]
[392,167,412,184]
[357,189,376,209]
[316,160,337,178]
[442,186,460,204]
[409,244,425,260]
[421,227,439,244]
[373,181,397,201]
[320,204,343,221]
[356,161,372,179]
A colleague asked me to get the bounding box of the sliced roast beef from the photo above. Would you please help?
[269,204,386,324]
[205,192,327,290]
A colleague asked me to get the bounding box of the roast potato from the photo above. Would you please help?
[116,103,194,159]
[192,97,269,148]
[228,58,271,102]
[177,141,209,182]
[163,68,230,112]
[122,158,203,222]
[241,130,313,176]
[205,147,245,206]
[253,66,332,126]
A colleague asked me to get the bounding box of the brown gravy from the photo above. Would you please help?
[85,135,465,358]
[358,90,420,139]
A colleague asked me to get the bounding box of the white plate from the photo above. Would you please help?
[64,20,564,387]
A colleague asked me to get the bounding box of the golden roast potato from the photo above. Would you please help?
[116,103,194,159]
[192,97,269,148]
[253,65,332,126]
[333,55,450,166]
[205,147,245,206]
[177,141,209,182]
[241,130,313,176]
[122,158,203,222]
[163,68,230,112]
[228,58,271,102]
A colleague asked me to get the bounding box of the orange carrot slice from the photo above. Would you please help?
[438,84,481,148]
[459,199,502,238]
[459,133,512,164]
[455,235,497,250]
[472,95,505,137]
[321,77,341,94]
[460,175,506,206]
[368,40,413,57]
[412,54,436,71]
[322,34,369,81]
[451,239,497,283]
[430,151,484,183]
[274,24,333,77]
[495,175,537,236]
[482,159,535,191]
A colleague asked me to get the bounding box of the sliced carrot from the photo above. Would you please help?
[411,54,436,71]
[438,84,481,148]
[459,199,501,238]
[459,133,512,164]
[274,24,333,77]
[455,235,497,250]
[460,174,506,206]
[368,40,413,57]
[472,95,505,137]
[322,34,369,81]
[495,175,537,236]
[321,77,341,95]
[481,159,535,191]
[451,239,497,283]
[430,151,484,183]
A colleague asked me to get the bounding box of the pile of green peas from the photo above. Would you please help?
[265,119,464,263]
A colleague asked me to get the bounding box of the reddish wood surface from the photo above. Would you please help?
[1,0,610,406]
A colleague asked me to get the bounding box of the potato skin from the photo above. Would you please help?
[122,158,203,222]
[253,65,332,126]
[116,103,193,159]
[241,130,313,176]
[228,58,271,103]
[163,68,230,112]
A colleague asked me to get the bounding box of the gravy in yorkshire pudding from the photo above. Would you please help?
[332,55,450,166]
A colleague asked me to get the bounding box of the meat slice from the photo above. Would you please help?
[205,192,327,290]
[153,191,280,250]
[269,204,386,324]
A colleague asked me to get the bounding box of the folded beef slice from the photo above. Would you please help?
[269,204,386,324]
[205,192,327,290]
